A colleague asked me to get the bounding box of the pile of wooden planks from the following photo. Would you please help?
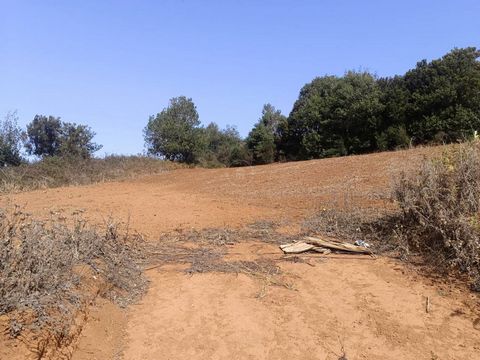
[280,236,371,255]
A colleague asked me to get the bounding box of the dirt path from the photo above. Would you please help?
[2,147,479,359]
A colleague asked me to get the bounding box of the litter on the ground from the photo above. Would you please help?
[280,236,372,255]
[354,239,370,248]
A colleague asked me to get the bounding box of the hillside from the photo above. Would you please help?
[1,145,479,360]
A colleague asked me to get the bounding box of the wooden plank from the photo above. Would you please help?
[312,247,332,255]
[280,242,315,254]
[304,236,371,254]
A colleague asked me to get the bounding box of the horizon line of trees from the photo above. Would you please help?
[2,46,479,168]
[0,113,102,166]
[144,47,480,166]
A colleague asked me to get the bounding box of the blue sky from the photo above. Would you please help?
[1,0,479,155]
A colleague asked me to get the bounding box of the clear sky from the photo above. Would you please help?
[1,0,479,155]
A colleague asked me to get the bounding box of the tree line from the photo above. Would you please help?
[144,47,480,166]
[2,47,479,167]
[0,113,101,166]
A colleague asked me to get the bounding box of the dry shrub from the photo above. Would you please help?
[149,225,293,296]
[303,206,382,242]
[393,141,480,289]
[0,155,180,193]
[0,206,147,341]
[306,142,480,290]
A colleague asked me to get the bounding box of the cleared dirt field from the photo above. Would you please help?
[1,147,479,359]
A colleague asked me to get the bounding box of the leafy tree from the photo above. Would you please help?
[375,124,410,151]
[145,96,203,163]
[58,122,103,159]
[25,115,62,157]
[402,47,480,144]
[246,104,287,164]
[26,115,102,158]
[0,112,24,166]
[376,76,411,150]
[200,123,251,167]
[285,71,384,159]
[247,123,275,164]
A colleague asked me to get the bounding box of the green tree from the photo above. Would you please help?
[200,123,251,167]
[285,71,384,159]
[26,115,62,157]
[145,96,203,163]
[403,47,480,144]
[376,76,411,150]
[58,122,103,159]
[26,115,102,158]
[246,104,287,164]
[0,112,24,166]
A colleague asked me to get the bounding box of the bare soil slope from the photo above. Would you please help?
[2,147,479,359]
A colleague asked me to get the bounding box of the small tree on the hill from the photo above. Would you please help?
[58,122,103,159]
[0,112,24,166]
[144,96,204,163]
[246,104,287,164]
[26,115,102,159]
[199,123,251,167]
[25,115,62,157]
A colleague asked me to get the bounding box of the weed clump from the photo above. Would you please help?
[306,142,480,290]
[393,142,480,289]
[0,206,147,348]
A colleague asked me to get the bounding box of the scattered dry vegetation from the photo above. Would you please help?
[394,141,480,289]
[2,142,480,358]
[0,155,180,193]
[305,141,480,290]
[147,224,297,296]
[163,221,295,246]
[0,208,294,356]
[0,206,147,357]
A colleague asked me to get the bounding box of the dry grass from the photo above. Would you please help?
[0,155,181,193]
[0,206,147,354]
[393,141,480,289]
[305,141,480,290]
[147,223,296,296]
[154,221,296,251]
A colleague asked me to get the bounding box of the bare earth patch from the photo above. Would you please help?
[1,146,479,359]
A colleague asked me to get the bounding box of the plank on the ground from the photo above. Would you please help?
[280,242,315,254]
[312,247,332,254]
[304,236,371,254]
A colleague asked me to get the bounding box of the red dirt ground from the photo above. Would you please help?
[1,146,479,359]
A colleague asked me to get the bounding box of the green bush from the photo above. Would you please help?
[0,112,24,166]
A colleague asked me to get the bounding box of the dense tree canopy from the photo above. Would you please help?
[58,122,103,159]
[145,97,252,166]
[246,104,287,164]
[403,47,480,144]
[283,47,480,160]
[6,46,480,168]
[284,72,384,159]
[25,115,102,159]
[199,123,251,167]
[145,96,203,163]
[25,115,62,157]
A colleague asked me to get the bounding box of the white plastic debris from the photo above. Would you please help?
[354,239,370,248]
